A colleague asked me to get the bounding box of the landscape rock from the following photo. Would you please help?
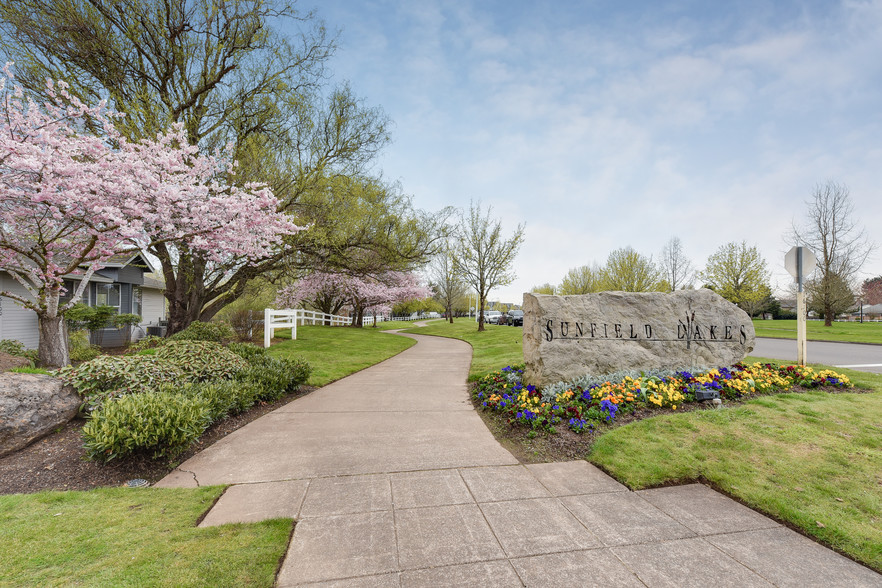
[0,352,31,372]
[0,373,80,458]
[523,289,755,387]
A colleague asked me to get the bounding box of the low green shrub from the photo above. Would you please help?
[227,342,268,363]
[154,341,247,381]
[68,330,101,362]
[82,392,211,461]
[169,321,235,343]
[0,339,37,364]
[55,355,185,411]
[236,355,311,401]
[127,335,167,354]
[171,380,262,420]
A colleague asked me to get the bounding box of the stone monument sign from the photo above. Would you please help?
[523,289,755,387]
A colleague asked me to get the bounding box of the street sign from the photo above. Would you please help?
[784,246,816,366]
[784,246,817,286]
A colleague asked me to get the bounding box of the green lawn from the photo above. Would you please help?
[0,486,291,587]
[753,318,882,344]
[268,324,416,386]
[403,318,523,380]
[589,382,882,572]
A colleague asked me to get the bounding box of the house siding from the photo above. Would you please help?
[0,275,40,349]
[140,288,166,327]
[116,266,145,285]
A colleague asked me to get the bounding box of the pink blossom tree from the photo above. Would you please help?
[275,273,353,320]
[275,271,430,327]
[0,66,302,366]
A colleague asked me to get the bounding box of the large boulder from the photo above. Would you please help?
[523,289,755,387]
[0,373,80,457]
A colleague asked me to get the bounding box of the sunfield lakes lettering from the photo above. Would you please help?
[543,319,749,345]
[522,290,756,387]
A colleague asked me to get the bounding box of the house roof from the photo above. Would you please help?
[101,252,158,273]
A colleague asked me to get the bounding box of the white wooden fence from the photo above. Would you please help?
[263,308,384,347]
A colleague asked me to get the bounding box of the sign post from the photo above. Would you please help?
[784,246,817,365]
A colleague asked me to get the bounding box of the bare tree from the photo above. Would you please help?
[451,202,525,332]
[790,181,875,326]
[429,242,467,324]
[660,237,694,291]
[806,272,855,319]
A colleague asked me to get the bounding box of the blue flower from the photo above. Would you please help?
[599,399,619,421]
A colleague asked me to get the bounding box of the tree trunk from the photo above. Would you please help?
[38,315,69,368]
[824,304,834,327]
[477,294,486,332]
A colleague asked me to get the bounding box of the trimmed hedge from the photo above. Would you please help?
[236,355,311,401]
[71,339,311,462]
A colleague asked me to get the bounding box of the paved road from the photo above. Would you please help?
[154,333,881,586]
[753,337,882,374]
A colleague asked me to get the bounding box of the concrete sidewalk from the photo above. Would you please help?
[156,333,881,587]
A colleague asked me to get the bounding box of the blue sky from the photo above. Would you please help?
[299,0,882,304]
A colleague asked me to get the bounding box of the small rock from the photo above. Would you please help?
[817,521,826,528]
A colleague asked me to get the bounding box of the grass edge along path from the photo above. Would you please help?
[403,318,523,380]
[2,325,417,587]
[588,379,882,573]
[0,486,292,587]
[268,324,416,386]
[753,318,882,344]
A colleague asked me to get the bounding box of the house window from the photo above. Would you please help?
[95,284,121,310]
[132,286,143,317]
[59,280,86,305]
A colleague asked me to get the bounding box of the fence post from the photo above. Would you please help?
[292,309,298,341]
[264,308,272,348]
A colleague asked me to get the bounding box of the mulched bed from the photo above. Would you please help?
[0,386,315,496]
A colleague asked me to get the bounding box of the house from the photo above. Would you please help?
[0,253,166,349]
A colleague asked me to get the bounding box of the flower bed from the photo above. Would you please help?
[473,363,852,433]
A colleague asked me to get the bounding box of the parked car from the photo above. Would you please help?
[505,309,524,326]
[483,310,503,324]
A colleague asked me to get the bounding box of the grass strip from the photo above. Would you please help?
[0,486,292,587]
[589,378,882,572]
[753,319,882,344]
[268,324,415,386]
[403,318,523,380]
